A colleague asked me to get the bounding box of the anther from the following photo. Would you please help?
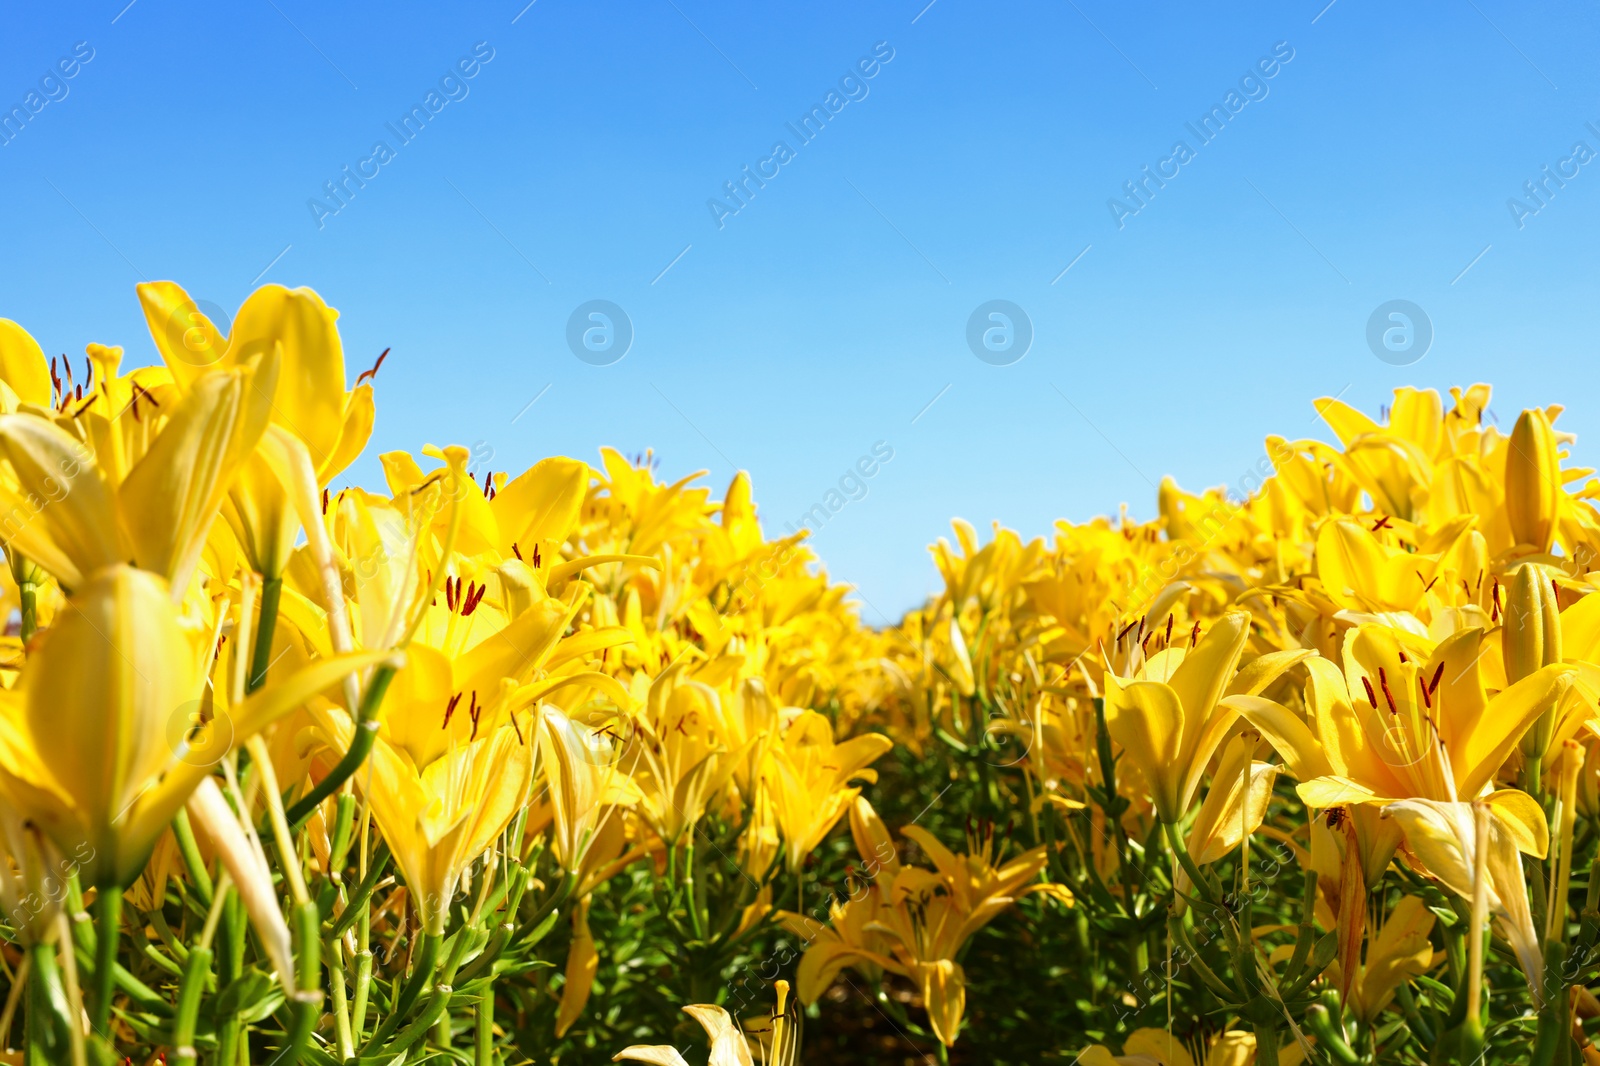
[1378,668,1398,714]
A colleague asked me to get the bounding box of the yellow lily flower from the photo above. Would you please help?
[611,982,799,1066]
[536,703,634,870]
[612,1001,755,1066]
[136,281,374,579]
[1175,732,1279,893]
[306,705,534,935]
[763,709,892,873]
[779,796,900,1002]
[1231,624,1573,811]
[0,565,381,887]
[490,454,592,563]
[1079,1027,1309,1066]
[1103,611,1252,822]
[622,664,746,845]
[1382,795,1546,1001]
[784,796,1059,1046]
[1309,515,1486,635]
[784,885,891,1006]
[0,341,278,595]
[291,449,629,756]
[1335,895,1436,1027]
[842,819,1051,1046]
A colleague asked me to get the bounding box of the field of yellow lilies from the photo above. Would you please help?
[0,283,1596,1065]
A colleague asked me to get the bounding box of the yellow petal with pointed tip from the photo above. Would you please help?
[0,320,52,408]
[1316,519,1388,612]
[492,456,591,556]
[1458,663,1573,797]
[225,284,347,463]
[1226,649,1313,698]
[0,413,120,589]
[918,959,966,1048]
[120,357,278,593]
[613,1047,692,1066]
[136,281,228,382]
[1225,694,1332,781]
[1486,788,1549,859]
[318,382,374,484]
[1105,679,1184,821]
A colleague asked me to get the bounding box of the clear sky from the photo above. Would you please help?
[4,1,1598,621]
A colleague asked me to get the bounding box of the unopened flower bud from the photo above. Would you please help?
[1506,408,1561,553]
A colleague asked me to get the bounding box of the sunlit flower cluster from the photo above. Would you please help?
[0,282,1594,1066]
[878,383,1600,1063]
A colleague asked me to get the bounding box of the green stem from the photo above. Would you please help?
[329,848,391,940]
[249,575,283,694]
[358,931,440,1055]
[1162,821,1215,904]
[24,942,73,1066]
[1394,982,1436,1046]
[692,837,710,939]
[1252,1018,1279,1065]
[285,665,397,826]
[171,809,214,909]
[169,946,212,1063]
[215,892,248,1066]
[89,885,122,1039]
[381,982,452,1059]
[1280,870,1320,987]
[1525,752,1546,804]
[431,922,480,1047]
[1168,912,1235,998]
[18,580,37,645]
[1092,698,1141,912]
[351,946,373,1043]
[475,986,494,1066]
[329,939,353,1061]
[327,793,358,874]
[264,901,322,1066]
[352,903,373,1040]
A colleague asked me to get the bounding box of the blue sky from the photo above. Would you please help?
[4,1,1599,620]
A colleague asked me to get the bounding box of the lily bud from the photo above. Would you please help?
[1502,564,1562,686]
[1506,408,1561,553]
[1503,565,1564,770]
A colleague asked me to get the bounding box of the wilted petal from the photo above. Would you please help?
[555,899,598,1037]
[186,777,294,993]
